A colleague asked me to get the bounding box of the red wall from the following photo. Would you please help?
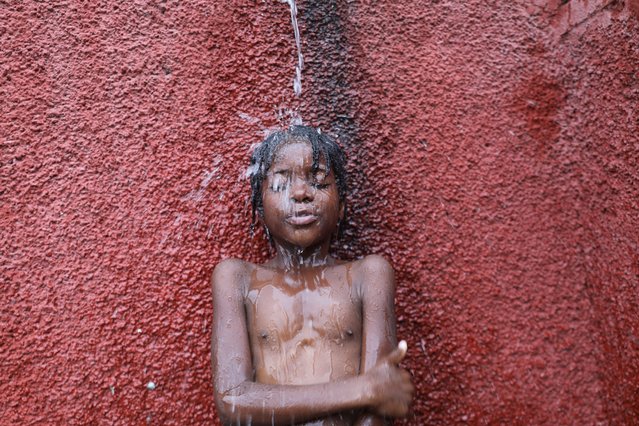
[2,1,638,424]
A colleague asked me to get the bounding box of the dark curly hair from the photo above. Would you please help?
[248,125,348,237]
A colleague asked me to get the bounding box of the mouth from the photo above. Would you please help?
[286,212,318,226]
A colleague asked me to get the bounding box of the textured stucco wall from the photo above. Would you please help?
[1,1,638,424]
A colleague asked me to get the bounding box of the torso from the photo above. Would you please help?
[243,261,363,425]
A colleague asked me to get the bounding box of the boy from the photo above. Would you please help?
[211,126,414,425]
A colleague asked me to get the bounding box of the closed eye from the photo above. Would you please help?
[269,173,290,192]
[311,169,330,189]
[312,182,331,190]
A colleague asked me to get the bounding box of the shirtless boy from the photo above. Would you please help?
[211,125,414,425]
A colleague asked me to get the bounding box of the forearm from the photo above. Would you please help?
[218,376,371,426]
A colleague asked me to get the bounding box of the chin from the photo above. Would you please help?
[282,232,327,250]
[285,237,321,250]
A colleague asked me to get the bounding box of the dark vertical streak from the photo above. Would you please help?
[301,0,373,258]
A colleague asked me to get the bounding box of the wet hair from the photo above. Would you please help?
[248,125,348,236]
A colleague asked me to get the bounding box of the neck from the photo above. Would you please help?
[271,241,332,270]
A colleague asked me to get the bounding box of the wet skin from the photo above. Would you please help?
[212,142,414,425]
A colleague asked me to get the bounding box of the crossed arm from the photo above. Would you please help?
[210,256,413,425]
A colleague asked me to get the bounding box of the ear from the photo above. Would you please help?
[339,201,345,221]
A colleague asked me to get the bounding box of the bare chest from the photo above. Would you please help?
[245,267,362,344]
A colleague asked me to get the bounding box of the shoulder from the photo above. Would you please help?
[213,258,252,275]
[211,258,254,291]
[356,254,394,277]
[352,254,395,295]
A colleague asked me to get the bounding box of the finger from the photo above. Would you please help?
[379,402,406,418]
[385,346,405,364]
[400,382,414,394]
[388,340,408,364]
[403,383,415,395]
[400,370,411,380]
[392,402,409,418]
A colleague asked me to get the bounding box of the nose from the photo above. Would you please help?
[290,177,314,202]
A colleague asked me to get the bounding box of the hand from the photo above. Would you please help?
[364,341,414,418]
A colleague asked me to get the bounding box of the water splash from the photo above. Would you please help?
[276,106,303,126]
[181,157,222,202]
[280,0,304,97]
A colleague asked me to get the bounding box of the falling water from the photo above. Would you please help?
[280,0,304,97]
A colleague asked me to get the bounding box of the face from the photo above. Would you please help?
[261,141,344,250]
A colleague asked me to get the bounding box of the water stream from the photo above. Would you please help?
[280,0,304,97]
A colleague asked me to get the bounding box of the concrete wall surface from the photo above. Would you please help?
[1,0,638,424]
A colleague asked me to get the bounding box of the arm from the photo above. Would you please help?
[211,259,374,425]
[355,255,413,425]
